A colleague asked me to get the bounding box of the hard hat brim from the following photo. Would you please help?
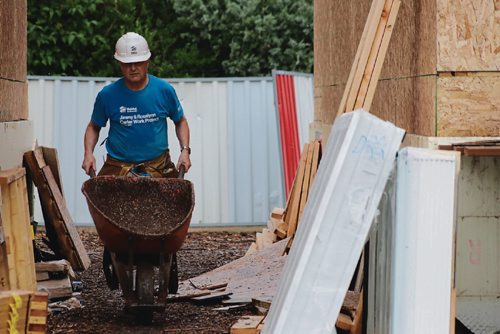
[114,51,151,63]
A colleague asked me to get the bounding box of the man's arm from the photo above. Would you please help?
[82,121,101,175]
[174,116,191,172]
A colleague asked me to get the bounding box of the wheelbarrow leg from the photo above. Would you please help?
[169,252,179,294]
[110,252,135,304]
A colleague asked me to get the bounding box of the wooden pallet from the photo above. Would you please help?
[0,168,36,291]
[23,147,90,271]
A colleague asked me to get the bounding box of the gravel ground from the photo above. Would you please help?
[42,230,257,334]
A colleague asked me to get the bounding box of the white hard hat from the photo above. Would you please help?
[114,32,151,63]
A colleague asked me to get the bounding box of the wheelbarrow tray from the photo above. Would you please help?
[82,176,194,254]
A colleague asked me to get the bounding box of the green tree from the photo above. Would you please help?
[27,0,313,77]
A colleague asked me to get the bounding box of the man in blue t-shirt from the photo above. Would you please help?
[82,32,191,177]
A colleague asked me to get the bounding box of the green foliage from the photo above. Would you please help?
[27,0,313,77]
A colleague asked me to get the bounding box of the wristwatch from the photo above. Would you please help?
[181,146,191,154]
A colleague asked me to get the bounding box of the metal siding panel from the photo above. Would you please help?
[273,73,301,197]
[28,76,282,226]
[293,75,315,147]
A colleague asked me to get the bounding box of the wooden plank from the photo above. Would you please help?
[354,0,395,109]
[336,313,353,331]
[463,146,500,156]
[297,142,314,225]
[23,149,90,271]
[270,208,284,220]
[36,277,72,300]
[231,315,265,334]
[337,0,386,117]
[310,140,321,184]
[0,168,25,186]
[362,0,401,111]
[41,147,64,197]
[350,291,363,334]
[35,259,76,279]
[0,173,36,291]
[27,292,48,334]
[285,144,309,237]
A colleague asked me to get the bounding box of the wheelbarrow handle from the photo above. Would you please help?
[89,168,96,178]
[178,164,185,180]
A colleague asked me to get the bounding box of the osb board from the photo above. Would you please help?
[316,76,436,137]
[314,0,437,89]
[0,0,27,81]
[437,0,500,71]
[437,75,500,136]
[0,80,28,122]
[188,238,289,289]
[0,120,33,170]
[314,0,371,88]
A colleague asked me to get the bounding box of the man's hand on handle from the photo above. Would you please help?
[177,149,191,173]
[82,153,97,176]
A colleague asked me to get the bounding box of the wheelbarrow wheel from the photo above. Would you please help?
[136,263,154,324]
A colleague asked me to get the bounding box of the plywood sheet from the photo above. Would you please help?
[0,80,28,122]
[0,0,27,81]
[437,0,500,71]
[437,74,500,136]
[0,121,33,170]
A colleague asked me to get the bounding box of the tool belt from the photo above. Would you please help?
[98,151,178,178]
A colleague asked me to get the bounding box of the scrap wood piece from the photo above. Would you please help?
[35,259,76,280]
[270,208,284,220]
[225,255,287,304]
[0,290,32,332]
[284,143,309,237]
[252,297,272,315]
[310,140,322,184]
[188,238,290,290]
[36,276,72,300]
[23,149,90,271]
[0,168,37,291]
[230,315,265,334]
[190,290,232,305]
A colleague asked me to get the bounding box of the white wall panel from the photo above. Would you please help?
[28,76,284,226]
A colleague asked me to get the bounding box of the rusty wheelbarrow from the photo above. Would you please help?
[81,169,194,323]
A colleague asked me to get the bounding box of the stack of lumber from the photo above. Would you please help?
[35,260,75,300]
[0,290,48,334]
[246,140,322,257]
[0,168,36,291]
[23,146,90,271]
[337,0,401,117]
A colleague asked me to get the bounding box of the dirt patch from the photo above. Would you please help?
[44,230,257,334]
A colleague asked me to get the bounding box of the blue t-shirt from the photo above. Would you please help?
[91,75,184,162]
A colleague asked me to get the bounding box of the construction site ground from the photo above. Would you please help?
[43,230,256,334]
